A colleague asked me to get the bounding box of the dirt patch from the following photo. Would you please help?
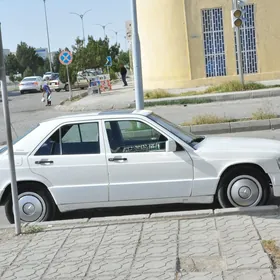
[262,240,280,268]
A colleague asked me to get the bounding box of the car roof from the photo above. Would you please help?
[42,110,153,125]
[23,76,39,79]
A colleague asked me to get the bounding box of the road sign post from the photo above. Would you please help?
[0,24,21,235]
[59,50,73,100]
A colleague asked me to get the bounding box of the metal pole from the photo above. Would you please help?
[66,65,72,100]
[233,0,244,86]
[43,0,52,72]
[81,16,86,47]
[131,0,144,110]
[103,27,106,39]
[0,24,21,235]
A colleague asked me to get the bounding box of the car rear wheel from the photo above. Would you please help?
[65,85,69,91]
[5,183,56,224]
[20,91,24,94]
[217,166,270,208]
[55,89,61,92]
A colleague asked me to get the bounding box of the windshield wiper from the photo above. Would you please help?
[189,136,205,145]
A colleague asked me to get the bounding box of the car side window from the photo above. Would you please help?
[105,120,167,154]
[35,122,100,156]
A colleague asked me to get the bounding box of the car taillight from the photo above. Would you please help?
[55,82,58,85]
[33,82,38,85]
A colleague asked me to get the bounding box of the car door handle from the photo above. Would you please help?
[35,160,54,165]
[108,157,127,162]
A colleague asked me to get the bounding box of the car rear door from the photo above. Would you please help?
[103,118,193,202]
[28,120,109,208]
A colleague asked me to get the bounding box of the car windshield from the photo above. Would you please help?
[0,124,40,154]
[148,113,198,145]
[23,77,36,82]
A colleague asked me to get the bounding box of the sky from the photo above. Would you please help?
[0,0,131,53]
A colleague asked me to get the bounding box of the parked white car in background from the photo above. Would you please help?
[48,75,66,92]
[0,110,280,224]
[43,72,53,81]
[19,76,44,94]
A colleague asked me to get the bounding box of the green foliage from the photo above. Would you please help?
[23,67,33,77]
[5,53,20,75]
[109,68,117,80]
[118,50,130,67]
[9,73,15,83]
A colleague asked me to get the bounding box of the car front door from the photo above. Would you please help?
[103,119,193,202]
[28,121,109,208]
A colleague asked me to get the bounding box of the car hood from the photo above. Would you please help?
[195,136,280,154]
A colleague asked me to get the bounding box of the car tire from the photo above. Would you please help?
[65,85,69,92]
[217,166,270,208]
[20,91,24,95]
[55,89,61,92]
[5,183,56,224]
[80,87,85,90]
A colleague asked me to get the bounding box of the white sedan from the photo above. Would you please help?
[0,110,279,223]
[19,76,44,94]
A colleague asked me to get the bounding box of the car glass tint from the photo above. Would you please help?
[35,129,60,156]
[23,78,36,82]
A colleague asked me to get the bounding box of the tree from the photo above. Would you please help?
[9,73,15,83]
[23,67,33,77]
[5,53,20,75]
[118,50,130,67]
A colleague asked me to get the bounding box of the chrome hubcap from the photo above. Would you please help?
[17,192,46,223]
[227,175,263,207]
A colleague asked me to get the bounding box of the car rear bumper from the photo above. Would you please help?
[19,86,40,91]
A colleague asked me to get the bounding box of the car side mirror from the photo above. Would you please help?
[166,139,177,152]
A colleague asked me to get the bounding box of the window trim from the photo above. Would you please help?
[32,120,102,157]
[102,118,172,155]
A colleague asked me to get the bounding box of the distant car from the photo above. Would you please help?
[1,109,280,224]
[19,76,44,94]
[64,75,89,91]
[43,72,53,81]
[48,76,66,92]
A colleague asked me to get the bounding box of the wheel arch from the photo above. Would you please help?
[0,180,56,206]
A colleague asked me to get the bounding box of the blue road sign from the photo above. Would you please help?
[59,50,73,66]
[105,56,112,67]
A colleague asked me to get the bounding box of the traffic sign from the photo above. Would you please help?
[59,50,73,66]
[105,56,112,67]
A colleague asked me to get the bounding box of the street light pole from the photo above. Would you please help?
[0,23,21,236]
[70,9,92,47]
[110,29,123,44]
[131,0,144,110]
[94,23,112,39]
[43,0,52,72]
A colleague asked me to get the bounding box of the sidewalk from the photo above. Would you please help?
[0,207,280,279]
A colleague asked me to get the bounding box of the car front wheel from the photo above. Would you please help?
[217,166,270,208]
[5,183,56,224]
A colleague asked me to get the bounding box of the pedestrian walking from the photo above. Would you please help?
[120,64,128,87]
[42,83,52,106]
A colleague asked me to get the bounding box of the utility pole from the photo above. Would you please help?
[70,10,92,47]
[131,0,144,110]
[0,23,21,235]
[232,0,245,86]
[43,0,52,72]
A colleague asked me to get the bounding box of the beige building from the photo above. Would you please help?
[136,0,280,89]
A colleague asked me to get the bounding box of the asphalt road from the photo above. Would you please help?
[1,88,280,225]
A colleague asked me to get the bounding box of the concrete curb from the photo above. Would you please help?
[144,87,280,106]
[59,91,89,106]
[6,205,276,233]
[181,117,280,135]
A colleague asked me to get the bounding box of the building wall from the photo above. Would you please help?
[136,0,280,89]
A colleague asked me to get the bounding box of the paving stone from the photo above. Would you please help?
[274,268,280,280]
[94,244,136,260]
[14,247,58,266]
[70,226,107,236]
[140,231,177,244]
[142,220,178,233]
[0,251,20,267]
[2,263,49,280]
[0,237,31,252]
[88,257,133,277]
[223,269,274,280]
[129,272,176,280]
[43,260,90,278]
[179,256,226,273]
[62,234,103,249]
[131,257,175,275]
[101,231,140,246]
[179,272,223,280]
[225,253,272,270]
[106,223,142,233]
[219,226,259,242]
[179,241,220,258]
[83,275,128,280]
[258,228,280,240]
[136,242,177,259]
[180,218,216,233]
[252,215,280,230]
[216,216,253,228]
[179,230,218,243]
[219,240,264,256]
[53,246,96,263]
